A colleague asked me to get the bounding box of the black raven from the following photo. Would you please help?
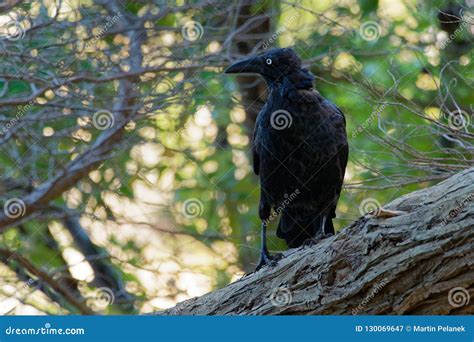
[225,48,348,270]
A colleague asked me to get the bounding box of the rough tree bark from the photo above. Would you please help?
[161,167,474,315]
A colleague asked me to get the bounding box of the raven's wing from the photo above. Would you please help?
[276,92,348,246]
[252,125,260,176]
[323,99,348,218]
[252,102,269,176]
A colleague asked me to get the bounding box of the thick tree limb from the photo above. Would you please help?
[160,167,474,315]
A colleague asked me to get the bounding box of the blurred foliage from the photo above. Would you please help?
[0,0,472,314]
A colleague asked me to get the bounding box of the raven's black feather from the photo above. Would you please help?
[250,49,348,247]
[226,47,348,258]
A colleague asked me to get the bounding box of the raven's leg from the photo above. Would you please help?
[320,215,327,236]
[303,215,328,248]
[254,193,279,271]
[255,220,272,271]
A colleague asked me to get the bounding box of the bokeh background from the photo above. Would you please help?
[0,0,472,314]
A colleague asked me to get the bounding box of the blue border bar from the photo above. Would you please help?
[0,316,472,341]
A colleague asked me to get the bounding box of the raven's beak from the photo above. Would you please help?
[224,57,262,74]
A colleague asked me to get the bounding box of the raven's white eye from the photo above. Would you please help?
[266,58,272,65]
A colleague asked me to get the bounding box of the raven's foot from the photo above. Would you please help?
[322,232,335,239]
[370,208,407,218]
[303,232,334,248]
[254,252,283,272]
[302,237,320,248]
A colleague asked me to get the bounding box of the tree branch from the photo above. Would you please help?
[0,0,146,232]
[63,215,136,310]
[0,248,94,314]
[160,167,474,315]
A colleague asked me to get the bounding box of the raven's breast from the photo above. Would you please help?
[257,104,343,212]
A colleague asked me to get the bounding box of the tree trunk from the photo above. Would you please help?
[160,168,474,315]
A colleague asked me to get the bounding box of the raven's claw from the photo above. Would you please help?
[254,252,283,272]
[255,249,273,272]
[302,237,320,248]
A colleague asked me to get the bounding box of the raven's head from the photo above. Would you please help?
[224,48,314,88]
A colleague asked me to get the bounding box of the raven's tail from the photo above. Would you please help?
[276,209,335,248]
